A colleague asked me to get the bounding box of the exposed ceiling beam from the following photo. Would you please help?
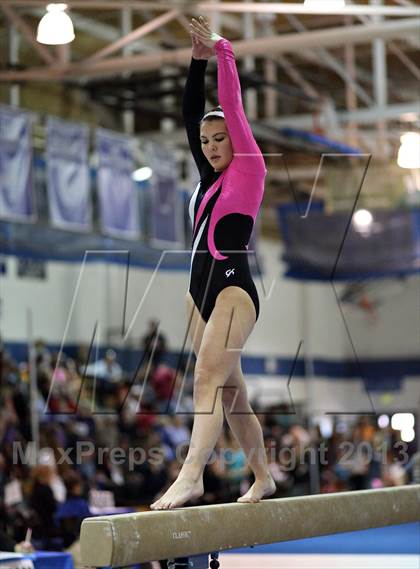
[85,8,180,63]
[393,0,417,6]
[268,101,420,128]
[178,11,245,43]
[285,14,373,106]
[1,17,418,81]
[388,42,420,81]
[176,13,194,37]
[145,10,184,47]
[197,2,420,17]
[1,1,419,17]
[277,54,320,101]
[1,4,56,65]
[347,1,420,87]
[292,50,371,87]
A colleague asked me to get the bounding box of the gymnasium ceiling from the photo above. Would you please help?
[0,1,419,234]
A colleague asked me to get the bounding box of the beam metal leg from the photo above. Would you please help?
[167,552,219,568]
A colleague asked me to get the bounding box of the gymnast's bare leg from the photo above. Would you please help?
[150,288,275,510]
[221,361,276,503]
[187,291,275,503]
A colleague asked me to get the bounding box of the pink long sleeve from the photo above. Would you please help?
[215,38,266,176]
[193,38,266,262]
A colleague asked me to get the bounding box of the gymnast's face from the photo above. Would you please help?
[200,119,233,172]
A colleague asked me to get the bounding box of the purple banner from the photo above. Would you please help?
[46,117,91,231]
[96,128,139,240]
[0,106,35,222]
[144,141,182,248]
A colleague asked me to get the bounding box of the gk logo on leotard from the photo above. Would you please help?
[225,268,235,278]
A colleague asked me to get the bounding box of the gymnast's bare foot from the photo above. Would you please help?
[237,474,276,503]
[150,475,204,510]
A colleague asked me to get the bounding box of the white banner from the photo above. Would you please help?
[46,116,91,231]
[96,128,139,240]
[0,106,35,222]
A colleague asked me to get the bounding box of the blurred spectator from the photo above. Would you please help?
[29,464,58,545]
[55,470,91,548]
[50,352,69,387]
[357,416,376,442]
[265,437,290,495]
[34,339,52,375]
[141,319,167,370]
[202,438,227,504]
[77,442,97,485]
[405,450,420,484]
[85,349,122,383]
[84,349,123,406]
[382,453,407,486]
[151,364,176,410]
[223,431,249,499]
[1,352,20,387]
[161,415,190,451]
[0,528,34,553]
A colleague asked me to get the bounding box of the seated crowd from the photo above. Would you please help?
[0,322,415,567]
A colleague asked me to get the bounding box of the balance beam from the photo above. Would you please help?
[80,485,420,567]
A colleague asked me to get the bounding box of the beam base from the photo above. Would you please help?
[168,552,219,568]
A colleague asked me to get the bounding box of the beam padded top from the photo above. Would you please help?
[80,485,420,567]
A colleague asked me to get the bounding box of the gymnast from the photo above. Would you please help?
[150,17,275,510]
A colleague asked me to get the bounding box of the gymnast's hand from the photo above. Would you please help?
[191,31,214,61]
[190,16,224,50]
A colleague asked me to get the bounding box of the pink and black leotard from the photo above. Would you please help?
[183,38,266,323]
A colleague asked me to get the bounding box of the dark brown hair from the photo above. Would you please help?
[200,106,224,125]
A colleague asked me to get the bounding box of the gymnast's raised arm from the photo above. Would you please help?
[214,38,266,176]
[189,18,266,176]
[182,35,213,179]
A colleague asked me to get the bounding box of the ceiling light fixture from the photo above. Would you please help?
[37,4,75,45]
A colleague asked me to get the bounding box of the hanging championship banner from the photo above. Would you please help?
[144,141,183,248]
[0,106,35,222]
[96,128,139,240]
[46,117,91,231]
